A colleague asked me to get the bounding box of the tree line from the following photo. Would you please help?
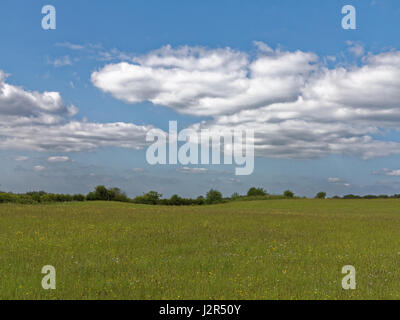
[1,185,400,205]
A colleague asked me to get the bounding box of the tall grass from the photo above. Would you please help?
[0,199,399,299]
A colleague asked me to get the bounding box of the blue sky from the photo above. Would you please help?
[2,0,400,198]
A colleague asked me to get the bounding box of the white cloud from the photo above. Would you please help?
[253,41,274,53]
[5,43,400,160]
[375,168,400,176]
[227,177,241,184]
[92,44,317,116]
[91,43,400,159]
[177,167,209,174]
[0,71,77,122]
[33,165,45,172]
[55,42,85,50]
[328,177,350,187]
[15,156,29,161]
[0,120,156,152]
[386,170,400,176]
[47,156,70,163]
[0,71,161,153]
[346,41,365,57]
[49,55,74,67]
[97,48,134,61]
[55,42,133,62]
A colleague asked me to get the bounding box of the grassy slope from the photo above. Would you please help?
[0,199,399,299]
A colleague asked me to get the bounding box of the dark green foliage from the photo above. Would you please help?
[86,192,96,201]
[343,194,361,199]
[316,192,326,199]
[158,195,206,206]
[93,185,110,201]
[0,191,85,204]
[283,190,294,198]
[72,194,86,201]
[206,189,223,204]
[86,186,129,202]
[363,195,377,199]
[2,185,400,206]
[247,187,267,197]
[108,188,129,202]
[0,192,36,204]
[132,191,162,205]
[168,194,185,206]
[196,196,206,205]
[231,192,240,200]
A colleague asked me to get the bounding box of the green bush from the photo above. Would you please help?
[133,191,162,205]
[86,186,129,202]
[247,187,267,197]
[72,194,86,201]
[283,190,294,198]
[206,189,223,204]
[315,192,326,199]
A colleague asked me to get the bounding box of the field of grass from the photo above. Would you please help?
[1,199,400,300]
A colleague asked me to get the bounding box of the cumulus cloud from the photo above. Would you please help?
[47,156,70,163]
[92,44,318,116]
[48,55,74,67]
[346,41,365,57]
[328,177,350,187]
[0,120,155,152]
[91,43,400,159]
[374,168,400,176]
[385,169,400,176]
[15,156,29,161]
[177,167,209,174]
[55,42,85,50]
[5,43,400,160]
[33,165,45,172]
[55,42,133,62]
[0,71,78,126]
[0,71,160,152]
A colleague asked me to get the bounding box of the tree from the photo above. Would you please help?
[145,191,162,204]
[86,191,96,201]
[206,189,223,204]
[108,187,128,202]
[316,192,326,199]
[31,192,42,203]
[133,191,162,205]
[247,187,267,197]
[72,194,85,201]
[196,196,205,205]
[86,186,128,202]
[231,192,240,200]
[94,185,110,200]
[283,190,294,198]
[169,194,184,206]
[343,194,360,199]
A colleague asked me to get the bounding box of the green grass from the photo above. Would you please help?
[1,199,400,300]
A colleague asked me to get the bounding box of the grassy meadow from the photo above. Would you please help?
[0,199,400,300]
